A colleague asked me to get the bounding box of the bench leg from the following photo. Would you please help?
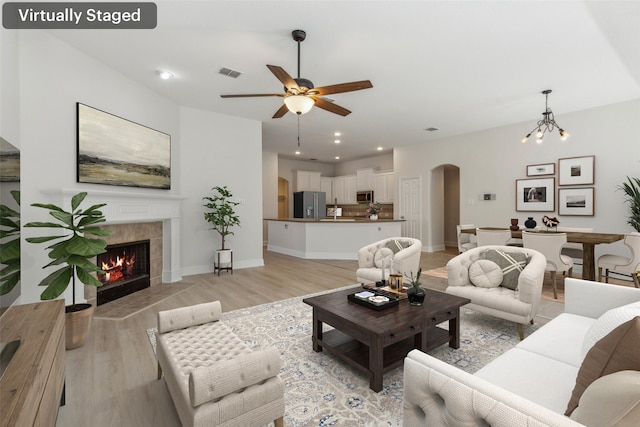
[517,323,524,341]
[157,362,162,380]
[274,416,284,427]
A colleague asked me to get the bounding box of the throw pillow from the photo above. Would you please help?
[468,259,503,288]
[374,247,394,268]
[580,300,640,360]
[385,239,410,254]
[570,370,640,427]
[565,316,640,416]
[483,249,529,290]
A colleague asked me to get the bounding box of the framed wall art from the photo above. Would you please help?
[77,103,171,189]
[516,177,555,212]
[558,155,594,186]
[526,163,555,177]
[558,187,594,216]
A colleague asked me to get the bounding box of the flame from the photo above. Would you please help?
[99,253,136,284]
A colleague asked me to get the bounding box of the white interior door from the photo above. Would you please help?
[399,177,421,240]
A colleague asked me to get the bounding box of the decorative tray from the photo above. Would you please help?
[348,290,400,310]
[362,283,408,300]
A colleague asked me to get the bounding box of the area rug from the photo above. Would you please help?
[147,286,538,426]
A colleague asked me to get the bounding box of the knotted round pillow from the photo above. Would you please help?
[374,247,394,268]
[468,259,503,288]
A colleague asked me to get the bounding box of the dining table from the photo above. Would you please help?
[462,227,625,281]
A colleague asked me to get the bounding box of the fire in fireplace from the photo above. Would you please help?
[96,240,150,305]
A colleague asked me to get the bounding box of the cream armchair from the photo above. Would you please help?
[445,245,546,340]
[356,237,422,284]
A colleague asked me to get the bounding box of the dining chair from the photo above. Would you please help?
[597,232,640,288]
[522,231,574,299]
[556,226,593,266]
[456,224,477,253]
[476,228,512,247]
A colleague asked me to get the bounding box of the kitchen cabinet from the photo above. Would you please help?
[373,171,395,203]
[344,175,358,204]
[320,177,333,203]
[295,171,321,192]
[356,168,374,190]
[333,176,345,204]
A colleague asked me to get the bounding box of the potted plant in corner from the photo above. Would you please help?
[0,190,21,297]
[25,191,111,349]
[203,186,240,275]
[619,176,640,232]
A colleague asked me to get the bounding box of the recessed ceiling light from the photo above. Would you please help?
[334,139,341,144]
[334,132,341,136]
[295,151,301,155]
[335,156,340,160]
[156,70,174,80]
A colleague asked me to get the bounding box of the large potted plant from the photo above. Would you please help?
[25,191,111,349]
[203,186,240,273]
[619,176,640,232]
[0,190,21,297]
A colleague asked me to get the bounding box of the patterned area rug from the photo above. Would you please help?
[147,285,538,426]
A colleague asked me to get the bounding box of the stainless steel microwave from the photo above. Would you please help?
[356,191,374,203]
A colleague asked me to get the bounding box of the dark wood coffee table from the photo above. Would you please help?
[303,287,470,392]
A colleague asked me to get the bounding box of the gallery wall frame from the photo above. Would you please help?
[77,103,171,189]
[526,163,555,177]
[558,155,594,186]
[558,187,595,216]
[516,177,555,212]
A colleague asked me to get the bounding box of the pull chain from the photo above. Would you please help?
[297,114,301,147]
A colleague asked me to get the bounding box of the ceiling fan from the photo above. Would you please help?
[220,29,373,118]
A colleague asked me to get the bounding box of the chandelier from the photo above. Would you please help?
[520,90,569,144]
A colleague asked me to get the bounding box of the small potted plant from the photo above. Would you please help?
[366,201,381,220]
[203,186,241,274]
[25,191,111,349]
[404,268,425,306]
[619,176,640,232]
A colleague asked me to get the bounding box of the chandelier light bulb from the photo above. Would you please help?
[560,129,569,141]
[536,129,543,138]
[536,137,543,144]
[521,133,531,144]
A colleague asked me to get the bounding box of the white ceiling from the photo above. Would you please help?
[47,0,640,163]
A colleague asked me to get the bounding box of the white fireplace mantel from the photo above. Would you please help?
[49,188,186,283]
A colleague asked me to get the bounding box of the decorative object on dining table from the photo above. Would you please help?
[404,268,425,306]
[558,155,595,186]
[510,218,519,231]
[524,217,537,229]
[366,201,381,220]
[541,215,560,230]
[516,177,555,212]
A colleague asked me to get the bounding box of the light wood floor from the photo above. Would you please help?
[56,247,562,427]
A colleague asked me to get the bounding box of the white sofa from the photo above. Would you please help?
[403,278,640,426]
[356,237,422,284]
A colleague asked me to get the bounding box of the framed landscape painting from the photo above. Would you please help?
[516,177,555,212]
[77,103,171,189]
[558,155,594,186]
[559,187,594,216]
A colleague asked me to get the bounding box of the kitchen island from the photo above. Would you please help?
[266,218,404,260]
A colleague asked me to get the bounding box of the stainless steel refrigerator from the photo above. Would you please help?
[293,191,326,219]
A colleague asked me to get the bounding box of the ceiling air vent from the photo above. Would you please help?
[219,67,242,78]
[424,127,439,132]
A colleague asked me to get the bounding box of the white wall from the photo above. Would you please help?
[334,153,393,175]
[262,151,278,242]
[18,31,264,303]
[395,98,640,260]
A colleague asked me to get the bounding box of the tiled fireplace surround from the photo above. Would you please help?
[54,189,184,304]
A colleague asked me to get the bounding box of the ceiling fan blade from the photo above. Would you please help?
[311,96,351,116]
[272,103,290,119]
[267,65,299,91]
[310,80,373,96]
[220,93,284,98]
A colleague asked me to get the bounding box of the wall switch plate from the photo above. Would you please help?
[479,193,496,201]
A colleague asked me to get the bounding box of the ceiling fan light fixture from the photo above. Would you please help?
[284,95,314,115]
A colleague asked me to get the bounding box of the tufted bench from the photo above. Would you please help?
[155,301,284,427]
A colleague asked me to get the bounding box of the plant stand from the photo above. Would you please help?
[214,249,233,276]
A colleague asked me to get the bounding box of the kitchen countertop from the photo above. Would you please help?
[265,218,404,223]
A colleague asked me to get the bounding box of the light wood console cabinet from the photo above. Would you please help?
[0,300,65,427]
